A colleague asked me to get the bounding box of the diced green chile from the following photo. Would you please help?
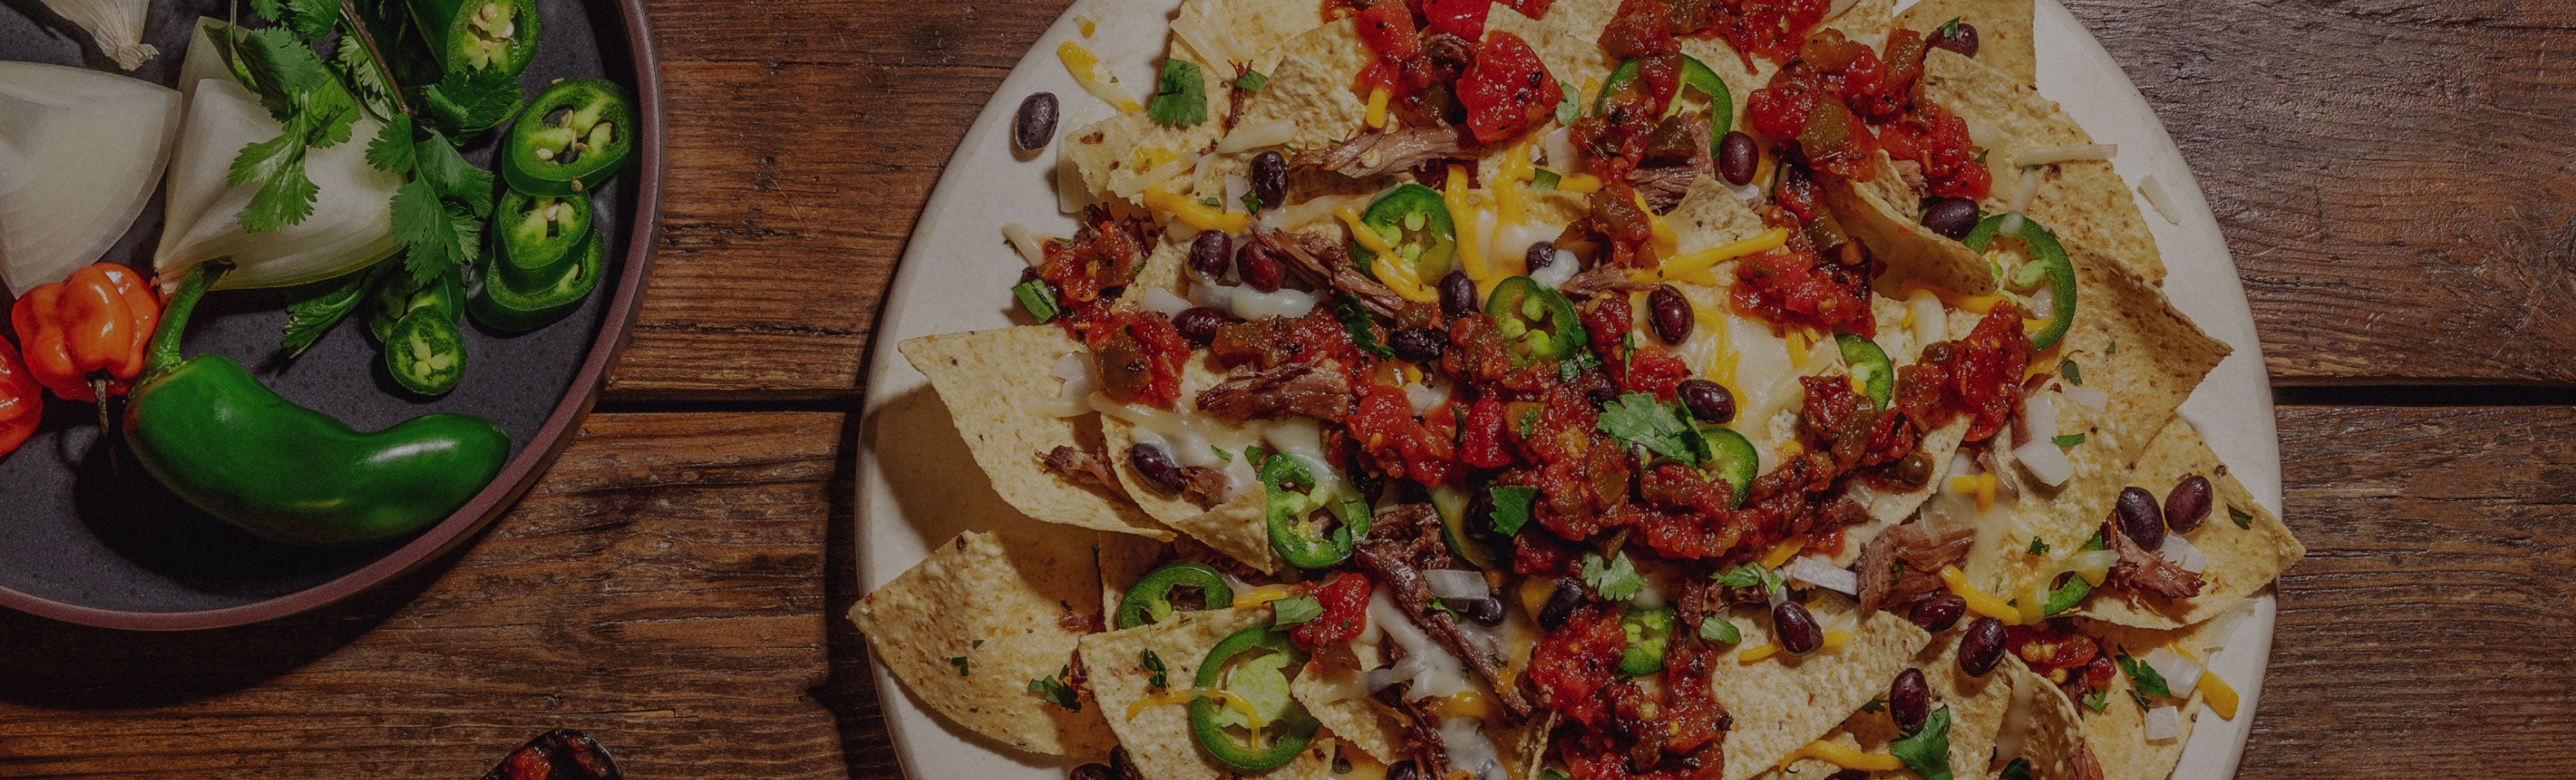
[469,229,605,333]
[1349,183,1457,280]
[497,189,594,283]
[407,0,541,77]
[1700,425,1758,508]
[1115,561,1236,628]
[1961,214,2079,350]
[1619,605,1676,675]
[1596,55,1734,149]
[384,309,469,396]
[1262,455,1371,569]
[2041,532,2108,617]
[1836,334,1895,409]
[502,77,639,197]
[1430,485,1506,572]
[1188,627,1320,771]
[1483,276,1586,361]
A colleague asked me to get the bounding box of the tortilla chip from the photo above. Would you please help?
[900,327,1174,539]
[1895,0,2036,86]
[1488,5,1619,101]
[1763,633,2022,780]
[2051,244,2230,462]
[1669,175,1772,249]
[1077,607,1336,780]
[1098,531,1172,618]
[1236,20,1375,153]
[1921,49,2164,283]
[2010,659,2103,780]
[1824,0,1900,48]
[1831,154,1998,295]
[1289,645,1404,763]
[2061,619,2236,780]
[1062,36,1237,206]
[1963,398,2125,602]
[1165,490,1283,574]
[2073,419,2303,628]
[850,531,1118,757]
[1711,596,1933,780]
[1170,0,1325,74]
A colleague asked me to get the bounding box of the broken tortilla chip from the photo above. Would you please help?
[1711,595,1933,780]
[1235,20,1376,153]
[1921,49,2164,283]
[1831,154,1998,296]
[1170,0,1325,74]
[2073,418,2303,629]
[1078,607,1335,780]
[1897,0,2036,85]
[2050,243,2231,462]
[850,531,1118,757]
[1289,645,1405,763]
[900,327,1174,540]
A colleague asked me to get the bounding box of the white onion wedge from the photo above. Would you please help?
[0,60,179,295]
[154,77,403,290]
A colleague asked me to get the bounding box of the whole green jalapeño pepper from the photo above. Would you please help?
[1962,214,2079,351]
[1261,455,1371,569]
[1188,627,1320,771]
[1483,276,1587,361]
[407,0,542,77]
[1115,560,1235,628]
[1348,183,1457,280]
[124,263,512,547]
[503,77,639,197]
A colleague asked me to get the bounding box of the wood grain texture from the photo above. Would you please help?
[0,412,851,779]
[2063,0,2576,383]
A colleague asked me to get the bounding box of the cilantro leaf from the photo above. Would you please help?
[227,132,319,232]
[1698,616,1740,645]
[1028,667,1083,711]
[2053,433,2088,447]
[252,0,340,38]
[2116,651,2172,699]
[1335,294,1394,358]
[950,656,971,676]
[1142,650,1167,689]
[2000,757,2034,780]
[1233,69,1268,93]
[1937,16,1964,37]
[2081,687,2111,713]
[2229,504,2253,530]
[365,115,417,174]
[1488,486,1539,536]
[1711,562,1784,594]
[2028,538,2050,555]
[389,179,474,284]
[279,267,377,358]
[1239,190,1266,212]
[1146,59,1209,128]
[1271,595,1324,628]
[420,70,525,135]
[2060,358,2084,385]
[1580,552,1647,602]
[1889,705,1953,780]
[412,129,495,217]
[333,32,398,120]
[1013,278,1061,323]
[1596,393,1706,462]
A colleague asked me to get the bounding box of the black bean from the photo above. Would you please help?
[1388,761,1422,780]
[1463,597,1506,626]
[1908,594,1966,633]
[2114,485,2167,549]
[1958,617,2006,677]
[1069,764,1116,780]
[1919,197,1981,241]
[1677,379,1736,424]
[2165,475,2213,534]
[1525,241,1559,272]
[1648,284,1693,344]
[1439,270,1478,320]
[1014,93,1059,152]
[1928,21,1981,57]
[1889,668,1930,731]
[1538,577,1588,630]
[1249,151,1288,210]
[1391,327,1446,362]
[1173,307,1231,346]
[1718,130,1760,186]
[1190,231,1233,278]
[1774,600,1825,654]
[1236,241,1284,292]
[1128,444,1187,495]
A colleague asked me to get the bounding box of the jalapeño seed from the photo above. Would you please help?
[1236,241,1285,292]
[1129,443,1187,496]
[1959,617,2006,677]
[1439,269,1478,319]
[1539,577,1588,630]
[2166,475,2214,533]
[1920,197,1982,240]
[1173,307,1231,346]
[1014,93,1059,152]
[1719,130,1760,186]
[1391,327,1446,362]
[1890,668,1930,731]
[1250,151,1288,210]
[2115,485,2167,549]
[1190,231,1233,278]
[1677,379,1737,423]
[1774,600,1825,654]
[1649,284,1693,343]
[1909,594,1966,633]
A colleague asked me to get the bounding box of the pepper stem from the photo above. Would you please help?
[146,262,229,378]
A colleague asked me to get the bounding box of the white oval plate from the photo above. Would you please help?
[858,1,2281,777]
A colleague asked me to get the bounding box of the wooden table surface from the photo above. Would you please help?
[5,0,2573,777]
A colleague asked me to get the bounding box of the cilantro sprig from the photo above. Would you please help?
[1580,552,1647,601]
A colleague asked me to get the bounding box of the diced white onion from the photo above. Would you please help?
[2143,647,2205,695]
[1786,555,1858,597]
[2159,533,2210,575]
[2013,144,2117,168]
[1530,251,1579,289]
[1021,353,1100,417]
[1227,284,1317,319]
[158,77,400,290]
[1629,578,1668,610]
[2141,705,2183,742]
[1424,570,1492,601]
[1217,120,1297,153]
[2012,436,2073,486]
[2138,175,2181,224]
[1406,378,1454,416]
[1003,223,1049,267]
[2061,383,2109,411]
[1997,169,2043,234]
[1225,175,1251,212]
[1139,287,1193,317]
[1542,128,1578,172]
[1191,152,1221,197]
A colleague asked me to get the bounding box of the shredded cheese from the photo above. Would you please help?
[1762,539,1806,569]
[1787,741,1906,771]
[1233,584,1295,609]
[2138,174,2181,224]
[1938,566,2021,624]
[1117,151,1203,199]
[1555,174,1604,194]
[1445,166,1489,282]
[1430,690,1498,720]
[1947,473,1998,513]
[1898,280,2003,314]
[1128,687,1264,725]
[1739,630,1853,663]
[1337,208,1439,303]
[1635,192,1678,258]
[1144,190,1250,233]
[1631,228,1790,284]
[2013,144,2118,167]
[2198,669,2241,719]
[1056,42,1140,113]
[1365,86,1392,129]
[1494,137,1536,226]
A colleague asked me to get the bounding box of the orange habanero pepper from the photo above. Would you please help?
[10,263,161,403]
[0,337,38,457]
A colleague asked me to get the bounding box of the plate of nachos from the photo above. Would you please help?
[853,0,2302,778]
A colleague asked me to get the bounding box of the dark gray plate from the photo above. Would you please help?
[0,0,663,629]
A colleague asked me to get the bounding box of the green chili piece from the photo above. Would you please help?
[469,230,605,333]
[1349,183,1458,281]
[1595,55,1732,147]
[1700,425,1758,508]
[367,268,466,343]
[1961,214,2079,350]
[406,0,542,77]
[1619,605,1677,675]
[1836,334,1895,410]
[502,77,639,197]
[1115,561,1236,629]
[1188,627,1320,771]
[1262,455,1371,569]
[1430,485,1506,572]
[384,309,469,396]
[1483,276,1586,361]
[497,189,595,284]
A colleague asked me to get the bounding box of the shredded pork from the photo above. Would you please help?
[1354,537,1533,721]
[1196,363,1354,423]
[1294,127,1467,180]
[2103,522,2205,599]
[1039,446,1129,500]
[1854,513,1978,611]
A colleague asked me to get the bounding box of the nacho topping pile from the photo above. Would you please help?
[858,0,2305,778]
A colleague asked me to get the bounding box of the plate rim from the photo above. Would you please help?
[0,0,669,632]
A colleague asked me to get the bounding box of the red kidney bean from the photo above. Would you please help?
[1249,151,1287,210]
[1774,600,1825,654]
[1919,197,1981,240]
[1236,241,1284,292]
[1677,379,1735,423]
[1909,594,1966,633]
[1959,617,2006,677]
[1190,231,1232,278]
[1889,668,1930,731]
[1928,21,1980,57]
[2115,486,2167,549]
[1068,764,1116,780]
[1173,307,1231,346]
[1014,93,1059,152]
[1718,130,1760,186]
[1648,284,1693,343]
[2166,475,2213,533]
[1462,596,1505,626]
[1128,443,1187,495]
[1526,241,1558,271]
[1538,577,1588,630]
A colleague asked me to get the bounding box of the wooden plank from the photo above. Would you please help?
[608,0,1076,397]
[2065,0,2576,382]
[0,412,849,779]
